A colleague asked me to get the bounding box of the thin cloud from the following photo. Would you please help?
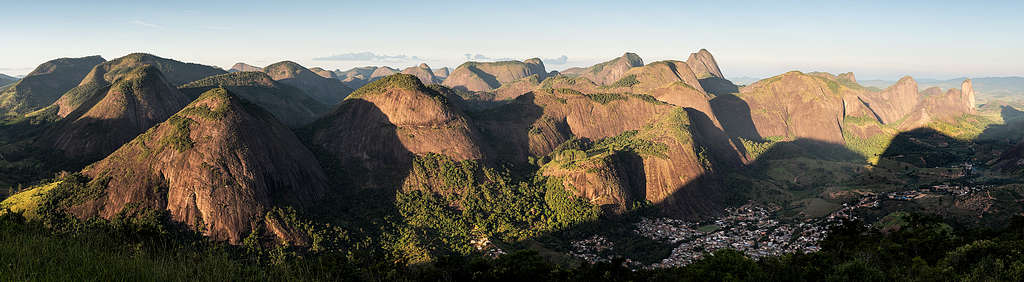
[314,52,425,62]
[131,20,161,28]
[544,55,569,65]
[464,54,516,61]
[205,26,233,31]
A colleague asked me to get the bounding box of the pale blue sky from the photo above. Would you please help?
[1,0,1021,80]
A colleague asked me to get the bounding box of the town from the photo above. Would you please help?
[569,179,999,268]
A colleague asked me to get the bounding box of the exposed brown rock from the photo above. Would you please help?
[48,65,191,159]
[264,61,353,105]
[74,88,328,243]
[858,76,920,124]
[686,49,724,79]
[572,53,644,85]
[309,74,485,188]
[432,67,450,80]
[179,71,331,127]
[715,71,847,143]
[229,63,262,73]
[370,66,399,79]
[401,63,439,84]
[442,59,548,92]
[309,67,338,79]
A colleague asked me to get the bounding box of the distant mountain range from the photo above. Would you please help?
[860,77,1024,102]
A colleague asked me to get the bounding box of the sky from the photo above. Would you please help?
[1,0,1021,80]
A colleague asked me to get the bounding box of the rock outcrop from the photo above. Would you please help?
[857,76,920,124]
[712,71,848,143]
[0,56,105,115]
[309,67,338,79]
[686,49,724,79]
[264,61,353,105]
[370,66,399,79]
[48,65,191,159]
[570,53,644,85]
[441,59,548,92]
[432,67,450,80]
[74,88,328,244]
[309,74,485,188]
[179,71,331,127]
[401,63,439,84]
[229,63,262,73]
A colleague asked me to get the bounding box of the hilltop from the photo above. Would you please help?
[47,65,191,159]
[0,56,105,115]
[67,88,329,243]
[179,71,331,127]
[442,58,547,91]
[264,61,352,105]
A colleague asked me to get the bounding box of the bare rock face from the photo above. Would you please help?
[858,76,920,124]
[48,65,191,159]
[370,66,399,79]
[0,55,105,115]
[838,72,856,83]
[573,53,644,85]
[179,71,331,127]
[401,63,439,84]
[432,67,450,80]
[442,59,548,92]
[74,88,328,244]
[309,74,485,187]
[961,79,976,111]
[229,63,262,73]
[686,49,724,79]
[714,71,847,143]
[492,75,541,101]
[264,61,353,105]
[309,67,338,79]
[898,79,977,129]
[617,60,706,93]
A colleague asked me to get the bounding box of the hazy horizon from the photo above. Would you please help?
[2,0,1022,81]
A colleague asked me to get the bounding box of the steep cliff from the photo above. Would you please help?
[72,88,328,243]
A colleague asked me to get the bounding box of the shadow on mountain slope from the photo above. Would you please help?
[698,77,739,96]
[880,128,970,168]
[709,94,761,156]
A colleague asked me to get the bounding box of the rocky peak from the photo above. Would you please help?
[686,49,724,79]
[961,79,976,111]
[402,63,438,84]
[49,65,191,158]
[229,62,263,73]
[573,53,644,85]
[74,87,328,243]
[264,61,353,105]
[838,72,856,83]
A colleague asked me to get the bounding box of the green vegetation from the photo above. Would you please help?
[547,130,669,170]
[606,74,639,88]
[347,74,442,101]
[389,153,600,262]
[810,74,842,94]
[160,116,194,152]
[583,93,626,104]
[739,137,777,160]
[927,114,996,140]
